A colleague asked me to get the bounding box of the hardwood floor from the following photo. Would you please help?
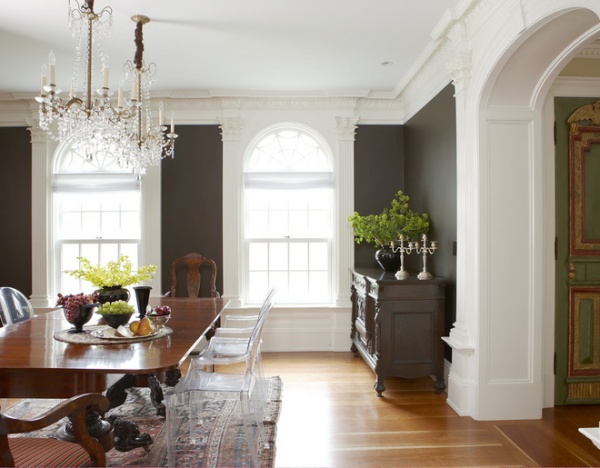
[3,351,600,467]
[261,352,600,467]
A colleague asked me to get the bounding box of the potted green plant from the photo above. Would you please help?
[66,255,157,304]
[348,190,430,271]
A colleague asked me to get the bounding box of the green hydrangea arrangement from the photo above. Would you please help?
[348,190,430,247]
[66,255,157,289]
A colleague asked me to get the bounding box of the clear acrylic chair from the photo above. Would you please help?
[199,289,276,410]
[165,296,273,467]
[0,287,34,327]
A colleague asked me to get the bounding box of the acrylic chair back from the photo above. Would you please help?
[0,287,34,327]
[244,293,275,372]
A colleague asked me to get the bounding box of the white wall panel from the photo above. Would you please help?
[486,120,533,383]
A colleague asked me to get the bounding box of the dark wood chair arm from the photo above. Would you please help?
[0,393,111,467]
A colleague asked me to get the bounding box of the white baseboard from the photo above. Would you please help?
[222,306,352,352]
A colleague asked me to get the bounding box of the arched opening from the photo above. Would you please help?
[467,6,600,418]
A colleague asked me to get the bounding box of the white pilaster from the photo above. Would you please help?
[28,125,52,307]
[334,116,358,307]
[219,117,244,307]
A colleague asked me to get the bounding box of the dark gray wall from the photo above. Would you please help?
[0,127,32,296]
[404,84,457,351]
[353,125,405,268]
[161,125,223,297]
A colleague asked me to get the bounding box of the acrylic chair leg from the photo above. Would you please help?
[240,396,262,467]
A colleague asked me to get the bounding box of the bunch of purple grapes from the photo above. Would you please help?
[56,292,99,322]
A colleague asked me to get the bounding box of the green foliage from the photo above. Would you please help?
[66,255,157,289]
[347,190,430,247]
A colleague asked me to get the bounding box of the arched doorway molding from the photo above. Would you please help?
[446,0,600,420]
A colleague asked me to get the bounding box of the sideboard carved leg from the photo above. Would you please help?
[434,377,446,394]
[374,377,386,397]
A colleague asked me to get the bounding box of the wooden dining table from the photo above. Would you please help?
[0,297,228,450]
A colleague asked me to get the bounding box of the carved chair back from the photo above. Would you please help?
[169,252,220,298]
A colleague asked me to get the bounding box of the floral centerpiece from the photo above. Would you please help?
[66,255,157,289]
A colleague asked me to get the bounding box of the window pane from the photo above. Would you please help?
[270,271,289,298]
[269,243,288,271]
[249,243,268,270]
[310,242,329,270]
[248,272,269,303]
[289,271,308,301]
[289,243,308,270]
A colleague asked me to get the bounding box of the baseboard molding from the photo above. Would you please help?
[222,306,352,352]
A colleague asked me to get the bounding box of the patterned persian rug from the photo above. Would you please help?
[5,376,282,467]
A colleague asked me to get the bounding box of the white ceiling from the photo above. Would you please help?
[0,0,460,99]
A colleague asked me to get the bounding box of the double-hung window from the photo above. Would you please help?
[244,125,334,305]
[53,144,142,294]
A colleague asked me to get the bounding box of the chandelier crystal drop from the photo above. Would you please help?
[36,0,117,158]
[111,15,177,181]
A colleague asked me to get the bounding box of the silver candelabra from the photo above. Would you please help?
[390,234,411,280]
[390,233,438,280]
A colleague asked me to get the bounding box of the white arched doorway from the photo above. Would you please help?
[445,1,600,420]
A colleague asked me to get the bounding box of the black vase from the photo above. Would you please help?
[134,286,152,318]
[96,286,130,305]
[63,303,98,333]
[375,247,400,272]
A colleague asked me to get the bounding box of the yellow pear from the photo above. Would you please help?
[129,320,140,334]
[138,317,154,336]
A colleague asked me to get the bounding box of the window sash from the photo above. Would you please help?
[245,238,331,305]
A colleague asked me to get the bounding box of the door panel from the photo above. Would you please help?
[556,97,600,404]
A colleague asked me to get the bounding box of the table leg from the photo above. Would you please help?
[56,405,113,453]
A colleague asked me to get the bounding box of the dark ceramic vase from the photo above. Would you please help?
[96,286,130,305]
[375,246,400,272]
[64,303,98,333]
[133,286,152,318]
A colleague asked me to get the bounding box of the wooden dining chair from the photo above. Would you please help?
[166,252,220,298]
[0,393,113,467]
[0,287,34,328]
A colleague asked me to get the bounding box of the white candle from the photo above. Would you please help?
[103,66,109,88]
[40,64,47,95]
[158,101,164,126]
[48,50,56,85]
[131,80,138,101]
[170,112,174,133]
[117,87,122,107]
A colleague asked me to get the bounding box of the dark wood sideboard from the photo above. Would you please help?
[350,268,447,397]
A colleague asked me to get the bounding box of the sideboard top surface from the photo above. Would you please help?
[351,268,446,286]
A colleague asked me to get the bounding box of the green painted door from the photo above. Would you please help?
[555,96,600,404]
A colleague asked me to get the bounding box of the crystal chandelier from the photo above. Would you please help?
[36,0,118,158]
[111,15,177,180]
[36,1,177,180]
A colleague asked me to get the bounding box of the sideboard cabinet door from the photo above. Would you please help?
[350,268,446,397]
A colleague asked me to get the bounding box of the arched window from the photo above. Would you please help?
[52,143,142,294]
[243,124,334,304]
